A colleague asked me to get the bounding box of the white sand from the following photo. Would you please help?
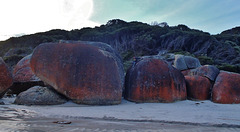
[2,98,240,126]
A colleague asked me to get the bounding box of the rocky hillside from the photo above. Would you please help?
[0,19,240,72]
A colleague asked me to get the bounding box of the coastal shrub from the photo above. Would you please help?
[197,56,214,65]
[217,64,240,74]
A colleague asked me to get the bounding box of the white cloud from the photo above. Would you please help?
[0,0,99,41]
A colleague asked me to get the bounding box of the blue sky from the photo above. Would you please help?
[90,0,240,34]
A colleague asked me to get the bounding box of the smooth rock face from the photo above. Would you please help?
[13,54,41,82]
[10,55,44,94]
[212,71,240,104]
[185,76,212,100]
[61,40,125,89]
[30,42,122,105]
[181,65,219,81]
[173,55,201,71]
[0,57,13,98]
[184,56,201,69]
[14,86,67,105]
[173,55,188,71]
[125,58,187,103]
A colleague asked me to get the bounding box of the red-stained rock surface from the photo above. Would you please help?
[185,75,212,100]
[30,42,122,105]
[125,58,187,103]
[212,71,240,104]
[181,69,191,76]
[0,57,13,98]
[10,55,44,94]
[13,54,41,82]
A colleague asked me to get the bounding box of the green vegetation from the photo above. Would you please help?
[0,19,239,74]
[196,56,214,65]
[217,64,240,74]
[169,50,195,57]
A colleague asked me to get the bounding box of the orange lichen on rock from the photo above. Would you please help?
[185,75,212,100]
[30,42,122,105]
[13,54,41,82]
[125,58,186,103]
[0,57,13,98]
[212,71,240,104]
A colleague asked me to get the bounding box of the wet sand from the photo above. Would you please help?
[1,97,240,132]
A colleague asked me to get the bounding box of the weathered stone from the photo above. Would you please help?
[77,41,125,90]
[14,86,67,105]
[181,69,192,76]
[185,75,212,100]
[212,71,240,104]
[125,58,187,103]
[30,42,122,105]
[173,55,188,71]
[182,65,219,81]
[13,54,41,82]
[173,55,201,71]
[10,55,44,94]
[184,56,201,69]
[0,57,13,98]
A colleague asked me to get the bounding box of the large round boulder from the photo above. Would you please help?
[10,54,44,94]
[30,42,123,105]
[212,71,240,104]
[125,58,187,103]
[0,57,13,98]
[14,86,67,105]
[185,75,212,100]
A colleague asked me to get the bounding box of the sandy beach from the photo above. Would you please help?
[1,97,240,131]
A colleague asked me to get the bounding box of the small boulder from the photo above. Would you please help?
[10,54,44,94]
[173,55,188,70]
[185,75,212,100]
[30,42,123,105]
[212,71,240,104]
[125,58,187,103]
[14,86,67,105]
[181,65,219,81]
[0,58,13,98]
[173,55,201,71]
[184,56,201,69]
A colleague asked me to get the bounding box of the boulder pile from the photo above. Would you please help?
[1,41,240,105]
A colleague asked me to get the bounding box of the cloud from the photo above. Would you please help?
[0,0,99,41]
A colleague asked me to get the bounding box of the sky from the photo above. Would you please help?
[0,0,240,41]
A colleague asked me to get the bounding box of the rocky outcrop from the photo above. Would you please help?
[30,42,123,105]
[182,65,220,81]
[173,55,201,71]
[14,86,67,105]
[0,57,13,98]
[212,71,240,104]
[10,54,44,94]
[125,58,187,103]
[185,76,211,100]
